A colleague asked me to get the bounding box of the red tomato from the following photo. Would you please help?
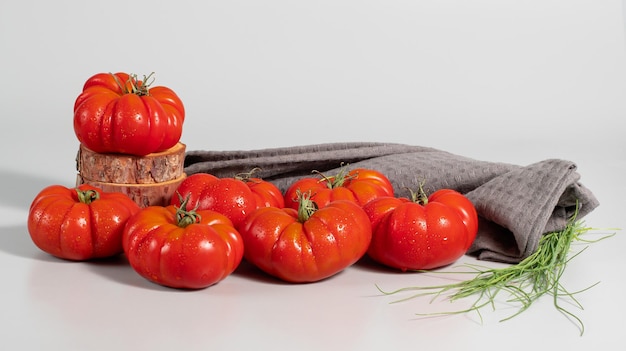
[363,189,478,271]
[122,199,244,289]
[284,167,394,210]
[73,72,185,156]
[171,173,257,229]
[27,184,141,260]
[172,172,283,229]
[238,194,372,283]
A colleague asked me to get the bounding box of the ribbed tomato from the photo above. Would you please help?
[363,188,478,271]
[284,167,394,210]
[238,193,372,283]
[27,184,140,260]
[171,172,283,229]
[122,198,244,289]
[73,72,185,156]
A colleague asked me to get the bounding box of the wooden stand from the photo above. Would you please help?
[76,143,187,207]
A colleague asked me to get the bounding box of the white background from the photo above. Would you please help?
[1,1,625,350]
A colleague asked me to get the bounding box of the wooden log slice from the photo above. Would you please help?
[76,173,187,208]
[76,143,186,184]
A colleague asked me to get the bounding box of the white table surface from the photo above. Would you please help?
[1,1,625,350]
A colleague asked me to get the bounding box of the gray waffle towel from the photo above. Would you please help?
[183,142,599,263]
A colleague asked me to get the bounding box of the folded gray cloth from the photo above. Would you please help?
[183,142,599,263]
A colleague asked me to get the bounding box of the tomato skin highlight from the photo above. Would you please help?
[238,200,372,283]
[122,205,244,289]
[73,72,185,156]
[27,184,141,261]
[284,168,394,210]
[363,189,478,271]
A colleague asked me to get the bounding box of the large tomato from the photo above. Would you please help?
[284,167,394,210]
[27,184,141,260]
[171,172,282,229]
[238,193,372,283]
[74,72,185,156]
[363,188,478,271]
[122,198,244,289]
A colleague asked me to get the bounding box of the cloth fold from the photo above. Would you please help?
[184,142,599,263]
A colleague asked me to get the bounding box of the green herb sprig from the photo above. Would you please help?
[376,210,616,336]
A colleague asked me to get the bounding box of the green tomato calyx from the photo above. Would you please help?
[314,163,356,189]
[407,181,429,205]
[110,72,155,96]
[76,188,100,204]
[296,190,318,222]
[175,192,202,228]
[234,167,262,182]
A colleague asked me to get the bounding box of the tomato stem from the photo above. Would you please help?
[314,163,356,189]
[130,72,155,96]
[76,188,100,204]
[296,190,318,222]
[109,72,155,96]
[234,167,262,182]
[175,193,202,228]
[407,181,429,205]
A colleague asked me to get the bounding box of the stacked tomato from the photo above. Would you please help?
[73,72,185,156]
[27,72,479,290]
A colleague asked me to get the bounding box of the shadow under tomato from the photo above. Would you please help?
[232,258,354,285]
[352,255,409,274]
[84,254,177,291]
[232,259,296,285]
[87,255,296,291]
[352,254,466,275]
